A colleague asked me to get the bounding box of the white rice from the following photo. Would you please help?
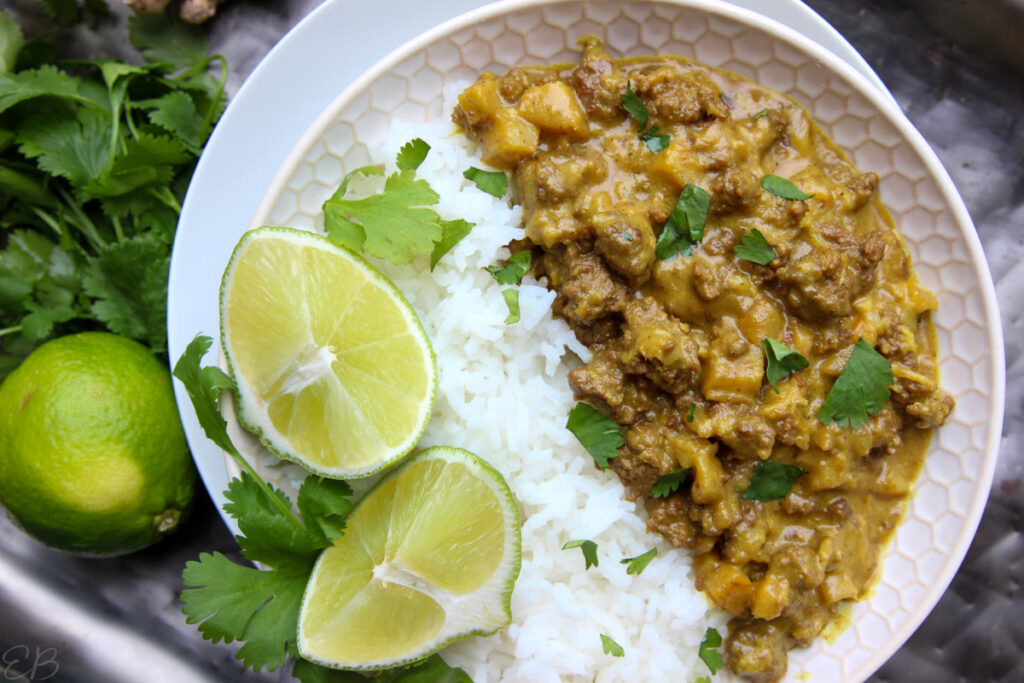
[253,92,727,680]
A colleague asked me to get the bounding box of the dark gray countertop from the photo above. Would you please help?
[0,1,1021,681]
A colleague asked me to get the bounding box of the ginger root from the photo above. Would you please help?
[123,0,226,24]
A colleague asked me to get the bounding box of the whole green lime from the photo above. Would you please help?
[0,332,195,555]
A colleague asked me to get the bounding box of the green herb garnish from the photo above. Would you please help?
[501,288,520,324]
[639,125,670,153]
[621,547,657,575]
[396,137,430,171]
[734,228,777,265]
[753,108,770,119]
[566,402,624,469]
[698,627,724,675]
[741,460,807,502]
[429,218,474,271]
[600,634,625,657]
[762,338,809,392]
[761,174,814,200]
[0,10,226,378]
[323,166,443,264]
[687,402,696,421]
[463,166,508,197]
[655,183,710,260]
[485,250,531,285]
[562,539,599,569]
[651,468,693,498]
[621,81,649,128]
[817,338,894,429]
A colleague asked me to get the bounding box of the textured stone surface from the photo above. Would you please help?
[0,0,1019,681]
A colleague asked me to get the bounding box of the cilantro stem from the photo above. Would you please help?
[197,55,228,142]
[0,325,23,338]
[123,101,141,140]
[112,215,125,242]
[150,186,182,213]
[28,206,66,240]
[56,187,107,250]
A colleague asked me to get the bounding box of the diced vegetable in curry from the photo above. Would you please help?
[455,37,954,682]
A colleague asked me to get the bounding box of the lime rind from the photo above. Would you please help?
[296,446,522,671]
[218,226,437,480]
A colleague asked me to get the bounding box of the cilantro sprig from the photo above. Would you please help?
[817,339,894,429]
[563,539,599,570]
[621,547,657,575]
[0,9,226,379]
[655,183,710,260]
[741,460,807,502]
[566,402,624,469]
[698,627,724,675]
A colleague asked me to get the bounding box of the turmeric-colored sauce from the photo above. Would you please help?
[455,37,953,681]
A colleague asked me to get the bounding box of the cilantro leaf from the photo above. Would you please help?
[429,218,473,271]
[734,228,777,265]
[639,125,670,153]
[0,11,24,75]
[38,0,79,26]
[171,335,240,457]
[566,402,624,469]
[377,654,473,682]
[761,174,814,200]
[82,235,168,349]
[181,552,307,673]
[600,634,625,658]
[501,288,520,324]
[143,90,202,152]
[762,337,808,392]
[396,137,430,171]
[621,81,649,129]
[651,468,693,498]
[128,12,209,70]
[485,250,531,285]
[741,460,807,502]
[16,108,109,187]
[323,168,442,264]
[296,477,353,545]
[817,339,894,429]
[698,627,723,675]
[0,65,107,115]
[291,659,365,683]
[753,108,770,119]
[562,539,599,569]
[621,547,657,575]
[655,183,710,260]
[463,166,508,198]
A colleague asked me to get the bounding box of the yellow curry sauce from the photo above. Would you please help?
[454,37,954,681]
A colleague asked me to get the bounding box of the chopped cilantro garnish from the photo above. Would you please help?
[621,81,649,129]
[566,402,624,469]
[761,174,814,200]
[600,634,625,657]
[429,218,474,271]
[734,228,777,265]
[741,460,807,502]
[396,137,430,171]
[817,339,894,429]
[753,108,770,119]
[562,539,599,569]
[323,166,443,264]
[695,677,712,683]
[762,338,809,392]
[698,627,724,675]
[687,402,696,422]
[463,166,508,197]
[485,250,531,285]
[656,183,710,260]
[501,288,520,324]
[639,125,670,153]
[621,547,657,575]
[651,468,693,498]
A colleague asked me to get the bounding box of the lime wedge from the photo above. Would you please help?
[220,227,435,478]
[297,446,521,670]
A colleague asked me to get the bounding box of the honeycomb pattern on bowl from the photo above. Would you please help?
[246,1,1000,680]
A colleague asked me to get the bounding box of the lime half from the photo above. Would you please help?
[220,227,436,478]
[297,446,522,670]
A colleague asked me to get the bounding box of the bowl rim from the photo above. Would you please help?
[248,0,1006,678]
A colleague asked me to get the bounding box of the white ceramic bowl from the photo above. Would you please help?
[190,0,1005,680]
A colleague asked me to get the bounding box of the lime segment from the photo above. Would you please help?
[220,227,436,478]
[298,446,521,670]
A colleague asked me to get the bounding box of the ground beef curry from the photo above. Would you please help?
[454,37,954,681]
